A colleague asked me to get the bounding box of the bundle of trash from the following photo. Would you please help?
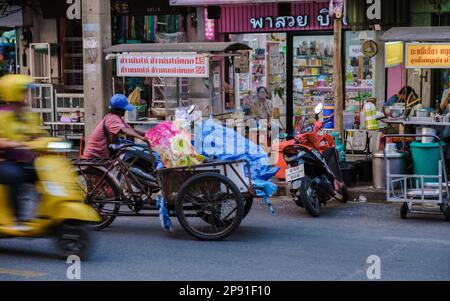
[194,117,279,214]
[145,121,204,168]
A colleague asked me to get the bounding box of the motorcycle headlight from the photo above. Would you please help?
[47,141,73,151]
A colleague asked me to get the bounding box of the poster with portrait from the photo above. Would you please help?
[235,50,250,74]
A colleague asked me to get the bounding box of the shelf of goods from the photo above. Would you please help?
[151,77,189,118]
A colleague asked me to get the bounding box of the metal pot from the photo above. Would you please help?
[415,109,431,118]
[383,106,405,119]
[372,151,407,189]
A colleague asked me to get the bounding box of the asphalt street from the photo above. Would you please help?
[1,198,449,281]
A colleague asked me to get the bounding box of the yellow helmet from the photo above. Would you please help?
[0,74,34,102]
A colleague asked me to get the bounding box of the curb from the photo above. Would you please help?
[274,181,387,204]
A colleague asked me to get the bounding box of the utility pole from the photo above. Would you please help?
[330,0,344,139]
[82,0,112,140]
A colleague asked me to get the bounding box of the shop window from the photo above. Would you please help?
[61,19,83,92]
[344,31,374,125]
[292,35,334,132]
[229,33,287,125]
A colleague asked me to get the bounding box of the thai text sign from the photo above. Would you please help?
[116,54,209,78]
[406,43,450,69]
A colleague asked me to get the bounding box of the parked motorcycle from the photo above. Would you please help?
[283,103,349,217]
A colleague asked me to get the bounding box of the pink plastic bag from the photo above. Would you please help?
[145,121,180,149]
[145,121,204,168]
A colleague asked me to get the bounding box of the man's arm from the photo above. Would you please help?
[120,127,146,142]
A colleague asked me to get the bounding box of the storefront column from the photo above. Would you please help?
[373,31,386,108]
[82,0,112,139]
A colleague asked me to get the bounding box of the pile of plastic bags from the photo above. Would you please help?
[145,121,204,168]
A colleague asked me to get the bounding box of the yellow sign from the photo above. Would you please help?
[385,41,404,68]
[406,43,450,68]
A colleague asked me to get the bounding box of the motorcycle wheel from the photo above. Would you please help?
[300,176,321,217]
[338,185,350,203]
[56,221,92,260]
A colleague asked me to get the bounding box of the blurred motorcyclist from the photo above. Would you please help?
[0,75,43,223]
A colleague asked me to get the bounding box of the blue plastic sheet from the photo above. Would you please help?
[194,118,279,213]
[156,194,173,232]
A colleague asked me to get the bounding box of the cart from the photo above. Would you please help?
[158,159,256,240]
[74,154,256,241]
[382,134,450,220]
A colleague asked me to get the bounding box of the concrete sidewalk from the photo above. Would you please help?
[274,180,387,203]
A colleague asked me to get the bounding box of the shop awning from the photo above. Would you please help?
[104,42,252,54]
[381,27,450,42]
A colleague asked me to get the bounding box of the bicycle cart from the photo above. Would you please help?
[382,134,450,220]
[73,148,256,240]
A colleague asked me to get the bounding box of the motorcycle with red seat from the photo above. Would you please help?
[283,103,349,217]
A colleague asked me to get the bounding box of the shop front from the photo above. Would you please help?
[218,1,376,135]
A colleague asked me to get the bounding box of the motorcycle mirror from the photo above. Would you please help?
[314,103,324,115]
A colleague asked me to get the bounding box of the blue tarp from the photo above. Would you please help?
[194,118,279,214]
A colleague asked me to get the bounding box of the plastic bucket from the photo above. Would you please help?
[323,105,334,129]
[339,162,357,187]
[410,141,446,183]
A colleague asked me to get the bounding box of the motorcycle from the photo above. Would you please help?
[0,137,101,259]
[283,103,349,217]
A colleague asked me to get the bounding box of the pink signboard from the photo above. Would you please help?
[218,2,339,33]
[117,54,209,78]
[170,0,298,5]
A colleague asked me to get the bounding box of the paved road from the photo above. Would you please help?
[1,198,449,281]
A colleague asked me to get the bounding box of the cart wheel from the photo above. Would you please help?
[400,202,409,219]
[243,197,254,219]
[443,205,450,222]
[176,172,245,241]
[77,167,121,230]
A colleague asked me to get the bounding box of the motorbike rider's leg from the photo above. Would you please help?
[0,161,26,223]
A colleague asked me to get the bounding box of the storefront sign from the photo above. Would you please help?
[385,41,404,68]
[170,0,292,4]
[249,8,337,30]
[219,2,347,33]
[406,43,450,69]
[116,54,209,78]
[112,0,186,15]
